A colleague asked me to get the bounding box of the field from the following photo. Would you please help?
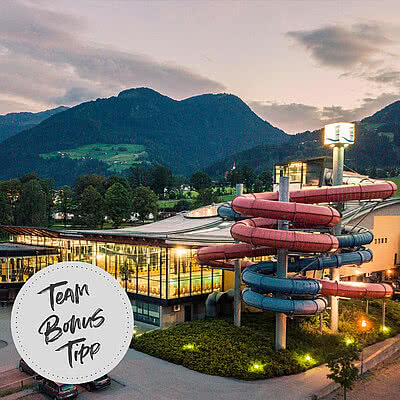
[40,143,147,173]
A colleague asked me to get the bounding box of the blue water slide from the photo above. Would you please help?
[249,249,373,275]
[217,204,247,221]
[242,288,328,315]
[241,247,374,315]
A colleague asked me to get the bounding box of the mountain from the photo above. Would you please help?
[206,100,400,176]
[362,101,400,125]
[0,106,68,142]
[0,88,288,186]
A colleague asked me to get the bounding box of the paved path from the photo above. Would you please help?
[1,305,397,400]
[0,307,19,373]
[322,350,400,400]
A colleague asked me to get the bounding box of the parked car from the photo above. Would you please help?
[18,359,36,376]
[39,379,78,399]
[82,374,111,391]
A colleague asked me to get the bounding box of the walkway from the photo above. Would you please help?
[1,306,398,400]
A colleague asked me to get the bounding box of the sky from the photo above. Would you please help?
[0,0,400,133]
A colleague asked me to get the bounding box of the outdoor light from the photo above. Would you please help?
[361,320,367,328]
[182,343,195,351]
[382,325,389,334]
[305,354,311,362]
[345,338,353,345]
[388,269,392,274]
[176,248,187,257]
[249,362,265,373]
[324,122,355,146]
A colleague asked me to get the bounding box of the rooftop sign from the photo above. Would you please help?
[324,122,355,146]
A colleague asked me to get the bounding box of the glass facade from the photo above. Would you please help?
[131,299,160,325]
[1,254,59,283]
[10,235,223,300]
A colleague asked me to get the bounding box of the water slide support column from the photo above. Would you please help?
[330,144,344,332]
[234,183,244,328]
[275,176,289,350]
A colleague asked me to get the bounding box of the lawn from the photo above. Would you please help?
[388,178,400,197]
[131,299,400,380]
[40,143,148,173]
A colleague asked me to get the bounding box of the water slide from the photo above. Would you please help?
[196,182,397,315]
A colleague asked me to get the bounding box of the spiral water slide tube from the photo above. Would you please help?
[197,182,397,315]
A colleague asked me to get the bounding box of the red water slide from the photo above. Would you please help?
[197,182,397,301]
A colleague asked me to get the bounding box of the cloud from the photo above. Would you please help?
[367,69,400,87]
[50,87,104,106]
[287,23,391,68]
[249,101,322,133]
[0,1,226,112]
[250,93,400,133]
[0,98,37,115]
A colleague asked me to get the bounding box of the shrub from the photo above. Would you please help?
[131,300,400,380]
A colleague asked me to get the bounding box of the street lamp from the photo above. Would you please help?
[358,317,370,374]
[324,122,355,333]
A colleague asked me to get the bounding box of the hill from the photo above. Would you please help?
[0,106,68,142]
[206,100,400,177]
[0,88,288,186]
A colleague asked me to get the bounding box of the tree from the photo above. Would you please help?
[74,174,106,199]
[259,170,273,192]
[127,165,151,190]
[226,168,244,187]
[78,185,105,228]
[149,165,173,196]
[173,199,192,212]
[104,183,132,228]
[254,179,263,193]
[195,188,218,207]
[0,191,13,225]
[190,171,212,192]
[16,179,48,226]
[0,178,22,224]
[20,173,40,185]
[40,178,56,226]
[241,166,255,193]
[105,176,131,191]
[56,186,73,227]
[132,186,158,222]
[327,342,360,400]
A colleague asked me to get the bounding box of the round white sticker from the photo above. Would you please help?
[11,261,134,383]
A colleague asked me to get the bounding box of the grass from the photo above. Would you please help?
[39,143,148,173]
[387,178,400,197]
[218,194,235,202]
[158,191,236,210]
[131,299,400,380]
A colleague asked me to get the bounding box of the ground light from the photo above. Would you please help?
[382,325,390,334]
[182,343,195,351]
[358,317,371,375]
[248,362,265,373]
[345,337,354,345]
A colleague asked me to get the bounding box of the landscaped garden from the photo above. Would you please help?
[131,299,400,380]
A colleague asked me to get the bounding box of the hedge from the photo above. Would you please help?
[131,299,400,380]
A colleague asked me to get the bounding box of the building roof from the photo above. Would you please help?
[0,242,59,257]
[2,197,400,248]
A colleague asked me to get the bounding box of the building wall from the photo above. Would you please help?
[161,302,206,328]
[340,204,400,278]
